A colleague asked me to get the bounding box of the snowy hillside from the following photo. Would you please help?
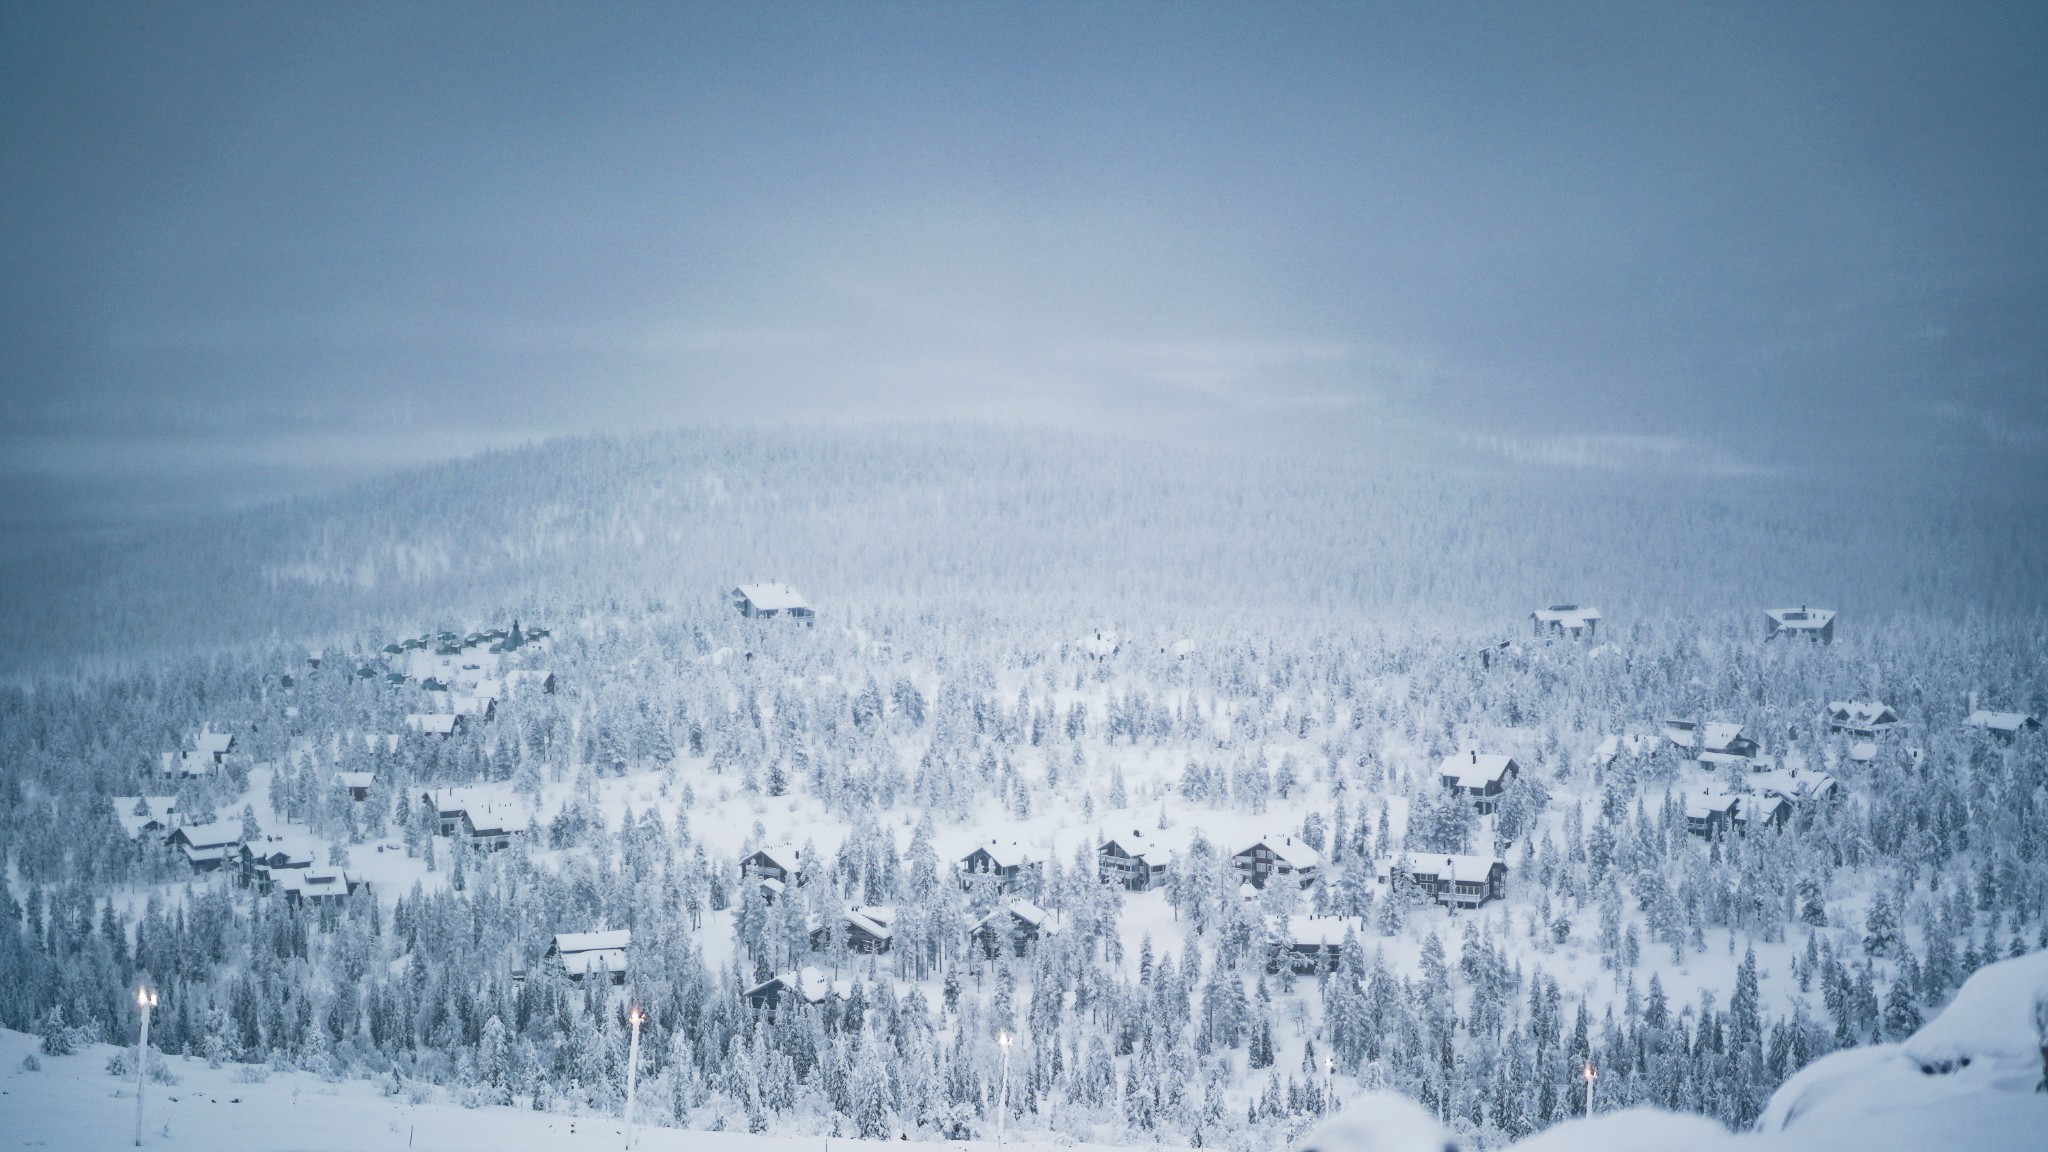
[1,426,2044,1151]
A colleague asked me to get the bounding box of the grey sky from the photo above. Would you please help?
[3,1,2044,544]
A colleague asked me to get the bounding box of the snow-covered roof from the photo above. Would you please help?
[1377,853,1505,884]
[1965,709,2039,735]
[337,771,376,790]
[1531,605,1601,627]
[1684,790,1742,819]
[1827,701,1900,730]
[174,823,242,850]
[1660,718,1699,747]
[1765,607,1836,628]
[964,839,1040,869]
[1699,722,1755,754]
[844,906,896,941]
[1236,836,1321,870]
[553,929,631,955]
[194,730,235,756]
[1736,795,1787,824]
[749,843,803,873]
[1848,741,1878,762]
[734,583,811,612]
[1744,766,1839,803]
[1285,914,1361,948]
[1438,751,1517,789]
[406,713,460,735]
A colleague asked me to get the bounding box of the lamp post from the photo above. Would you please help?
[1582,1062,1597,1117]
[134,986,158,1147]
[624,1006,644,1150]
[996,1031,1012,1149]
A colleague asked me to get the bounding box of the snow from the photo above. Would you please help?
[0,1030,1152,1152]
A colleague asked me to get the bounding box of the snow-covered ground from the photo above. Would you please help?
[0,1027,1176,1152]
[12,949,2043,1151]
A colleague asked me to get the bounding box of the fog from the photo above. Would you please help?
[3,2,2044,550]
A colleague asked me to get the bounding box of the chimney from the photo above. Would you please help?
[1471,750,1477,764]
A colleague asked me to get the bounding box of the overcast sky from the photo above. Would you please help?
[2,1,2044,545]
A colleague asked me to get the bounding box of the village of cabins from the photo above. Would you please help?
[112,586,2042,1014]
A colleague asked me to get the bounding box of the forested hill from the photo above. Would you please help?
[2,423,2042,674]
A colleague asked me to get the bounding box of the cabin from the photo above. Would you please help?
[405,713,462,737]
[168,824,241,871]
[1827,701,1902,737]
[732,583,815,624]
[1965,710,2040,742]
[1232,836,1320,889]
[1660,718,1700,751]
[337,772,376,801]
[1377,854,1509,909]
[238,836,318,892]
[419,789,530,849]
[547,930,630,984]
[1438,752,1520,813]
[810,906,896,954]
[279,867,361,907]
[1735,794,1790,831]
[1764,607,1836,643]
[195,729,235,763]
[972,900,1057,958]
[114,796,179,840]
[1530,605,1601,640]
[1685,791,1742,837]
[1472,639,1513,670]
[1696,723,1762,765]
[1098,831,1173,892]
[959,840,1042,893]
[1270,915,1362,973]
[744,967,835,1015]
[1745,765,1841,805]
[743,844,805,891]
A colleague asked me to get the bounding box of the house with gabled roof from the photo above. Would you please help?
[1965,710,2040,742]
[167,823,242,871]
[959,839,1042,893]
[1696,723,1762,765]
[1376,854,1508,909]
[1270,915,1363,973]
[1098,829,1173,892]
[744,966,839,1014]
[547,930,630,984]
[278,866,362,907]
[1531,605,1601,640]
[1764,607,1835,643]
[732,583,815,624]
[1827,701,1902,737]
[1233,835,1319,889]
[237,835,319,893]
[337,771,376,801]
[972,900,1058,958]
[1438,751,1520,813]
[1685,790,1742,837]
[195,728,235,762]
[811,906,896,954]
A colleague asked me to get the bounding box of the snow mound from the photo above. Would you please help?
[1753,949,2048,1151]
[1505,1109,1736,1152]
[1295,1093,1458,1152]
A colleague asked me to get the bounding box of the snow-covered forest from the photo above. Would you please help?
[2,426,2044,1150]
